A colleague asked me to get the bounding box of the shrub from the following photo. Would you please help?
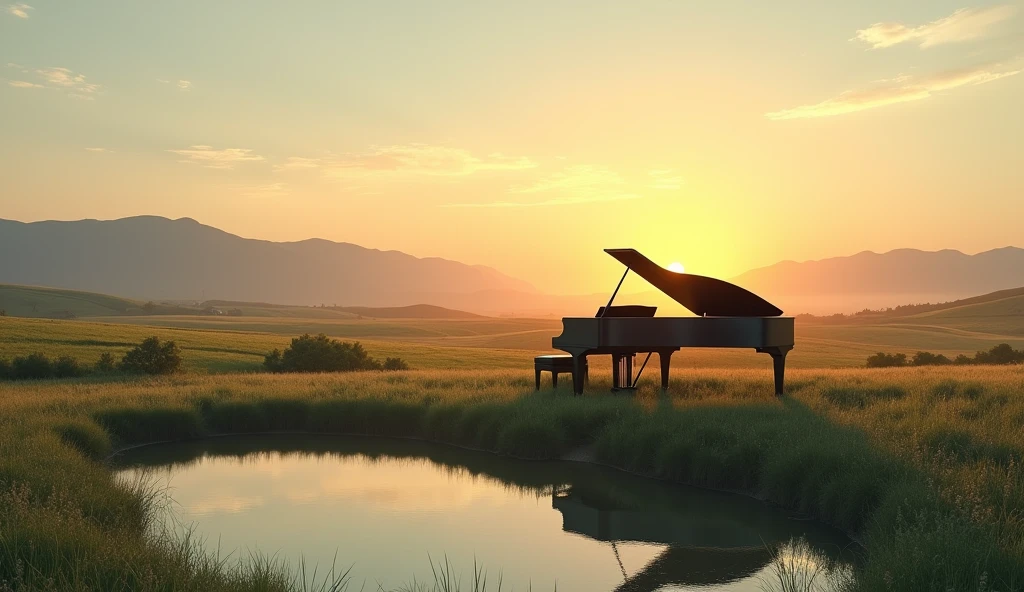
[383,357,409,371]
[120,336,182,375]
[12,353,53,379]
[95,352,117,373]
[52,355,86,378]
[866,352,907,368]
[264,333,397,373]
[911,351,951,366]
[974,343,1024,365]
[0,358,10,380]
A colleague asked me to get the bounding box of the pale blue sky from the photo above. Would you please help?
[2,1,1022,292]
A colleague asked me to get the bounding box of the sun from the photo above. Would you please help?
[667,261,685,274]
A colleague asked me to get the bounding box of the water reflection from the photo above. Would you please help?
[114,435,857,591]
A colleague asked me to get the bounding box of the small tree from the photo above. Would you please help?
[52,356,85,378]
[264,334,404,373]
[12,353,53,379]
[95,352,117,373]
[974,343,1024,365]
[383,357,409,371]
[263,349,284,373]
[911,351,951,366]
[865,352,907,368]
[120,337,182,375]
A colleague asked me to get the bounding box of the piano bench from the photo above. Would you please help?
[534,355,587,390]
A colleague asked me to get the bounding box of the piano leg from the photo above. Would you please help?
[658,350,673,391]
[572,354,587,396]
[535,368,541,391]
[552,372,559,389]
[758,346,793,396]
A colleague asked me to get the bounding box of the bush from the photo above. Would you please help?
[866,352,907,368]
[120,337,182,375]
[95,352,117,373]
[911,351,951,366]
[0,358,10,380]
[974,343,1024,365]
[383,357,409,371]
[12,353,53,379]
[263,333,402,373]
[52,355,86,378]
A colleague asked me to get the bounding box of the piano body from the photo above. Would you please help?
[552,249,794,396]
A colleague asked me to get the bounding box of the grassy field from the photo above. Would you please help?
[1,366,1023,591]
[5,313,1024,376]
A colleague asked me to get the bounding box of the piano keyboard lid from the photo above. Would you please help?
[605,248,784,317]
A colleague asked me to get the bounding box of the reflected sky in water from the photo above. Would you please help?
[114,435,856,592]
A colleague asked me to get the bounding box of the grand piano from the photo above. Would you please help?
[552,249,794,396]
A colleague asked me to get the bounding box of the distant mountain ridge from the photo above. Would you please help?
[0,216,535,307]
[731,247,1024,315]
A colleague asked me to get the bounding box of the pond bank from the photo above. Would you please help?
[2,367,1022,591]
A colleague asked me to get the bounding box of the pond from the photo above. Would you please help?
[114,435,857,591]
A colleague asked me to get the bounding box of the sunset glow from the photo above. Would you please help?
[668,262,686,274]
[1,2,1021,293]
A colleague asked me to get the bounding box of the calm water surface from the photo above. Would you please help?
[114,435,857,591]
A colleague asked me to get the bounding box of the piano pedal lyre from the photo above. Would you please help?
[610,353,636,392]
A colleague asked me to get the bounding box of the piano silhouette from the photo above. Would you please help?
[552,249,794,395]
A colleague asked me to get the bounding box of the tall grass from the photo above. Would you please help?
[1,366,1023,590]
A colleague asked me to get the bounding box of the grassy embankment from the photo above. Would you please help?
[1,366,1023,591]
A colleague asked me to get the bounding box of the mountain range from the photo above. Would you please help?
[1,216,1022,316]
[731,247,1024,314]
[0,216,534,309]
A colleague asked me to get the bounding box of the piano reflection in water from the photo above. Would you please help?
[551,249,794,396]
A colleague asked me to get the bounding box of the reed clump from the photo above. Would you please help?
[1,365,1023,590]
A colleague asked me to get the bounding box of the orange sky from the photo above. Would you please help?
[2,1,1022,293]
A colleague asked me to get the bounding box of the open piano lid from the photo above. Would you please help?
[605,248,784,317]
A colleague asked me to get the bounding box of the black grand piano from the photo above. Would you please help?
[552,249,794,396]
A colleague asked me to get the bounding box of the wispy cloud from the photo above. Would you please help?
[766,62,1020,120]
[85,147,112,153]
[648,169,683,190]
[157,79,192,91]
[854,5,1016,49]
[279,144,536,178]
[6,3,32,18]
[274,156,324,171]
[6,65,103,99]
[445,164,639,208]
[509,164,625,194]
[168,145,265,169]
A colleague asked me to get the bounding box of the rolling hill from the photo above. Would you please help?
[733,247,1024,314]
[0,216,535,308]
[0,284,145,318]
[0,285,487,320]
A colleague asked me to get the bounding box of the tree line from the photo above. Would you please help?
[0,336,183,380]
[0,333,408,381]
[866,343,1024,368]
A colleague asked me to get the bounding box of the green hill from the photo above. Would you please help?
[0,284,143,318]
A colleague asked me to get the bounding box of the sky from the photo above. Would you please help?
[2,1,1022,295]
